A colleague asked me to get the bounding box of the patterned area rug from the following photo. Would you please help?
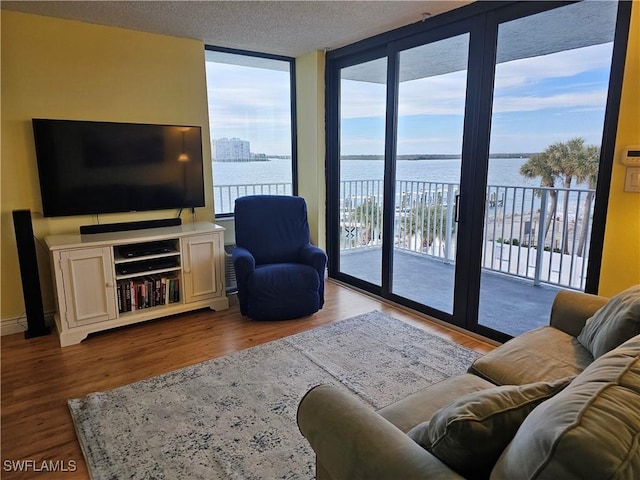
[69,310,480,479]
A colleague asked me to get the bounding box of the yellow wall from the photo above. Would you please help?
[1,11,213,319]
[599,2,640,296]
[295,51,326,249]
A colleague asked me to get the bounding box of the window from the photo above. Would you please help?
[204,47,297,216]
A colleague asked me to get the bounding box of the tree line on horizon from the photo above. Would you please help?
[341,153,537,160]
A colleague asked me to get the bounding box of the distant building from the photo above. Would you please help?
[213,137,251,161]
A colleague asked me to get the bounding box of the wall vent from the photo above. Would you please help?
[224,244,237,293]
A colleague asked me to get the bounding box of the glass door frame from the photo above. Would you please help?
[326,45,388,299]
[386,19,487,328]
[326,1,632,342]
[471,0,632,341]
[327,17,485,329]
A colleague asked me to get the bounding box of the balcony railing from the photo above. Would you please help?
[214,183,292,215]
[339,180,595,291]
[215,180,595,290]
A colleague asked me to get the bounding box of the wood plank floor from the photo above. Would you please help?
[1,280,494,479]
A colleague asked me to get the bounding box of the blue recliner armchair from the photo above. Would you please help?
[232,195,328,320]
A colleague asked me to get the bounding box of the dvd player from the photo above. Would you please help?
[116,258,179,276]
[118,241,174,258]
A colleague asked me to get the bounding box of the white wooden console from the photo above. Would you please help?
[46,222,229,347]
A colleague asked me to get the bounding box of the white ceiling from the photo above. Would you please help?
[1,1,472,58]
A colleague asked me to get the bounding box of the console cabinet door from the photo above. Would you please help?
[182,234,224,303]
[58,247,117,328]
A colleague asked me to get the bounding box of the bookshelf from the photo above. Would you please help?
[46,222,229,347]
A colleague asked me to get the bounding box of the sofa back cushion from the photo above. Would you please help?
[577,284,640,358]
[468,326,593,386]
[407,377,571,479]
[491,335,640,480]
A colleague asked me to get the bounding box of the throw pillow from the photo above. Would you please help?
[577,284,640,358]
[407,377,572,480]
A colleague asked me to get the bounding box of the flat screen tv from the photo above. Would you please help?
[32,119,206,217]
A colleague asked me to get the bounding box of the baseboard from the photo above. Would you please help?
[1,312,55,336]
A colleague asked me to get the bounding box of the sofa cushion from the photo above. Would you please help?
[491,335,640,480]
[407,377,571,479]
[468,326,593,386]
[577,285,640,358]
[378,374,496,433]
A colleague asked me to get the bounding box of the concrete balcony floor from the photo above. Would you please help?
[339,247,562,337]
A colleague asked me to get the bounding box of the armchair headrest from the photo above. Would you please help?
[234,195,311,264]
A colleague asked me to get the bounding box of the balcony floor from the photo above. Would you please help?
[339,247,562,337]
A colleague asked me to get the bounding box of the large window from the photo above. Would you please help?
[204,47,297,216]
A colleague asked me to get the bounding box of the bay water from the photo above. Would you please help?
[212,157,591,189]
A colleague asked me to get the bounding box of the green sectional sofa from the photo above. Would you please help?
[297,287,640,479]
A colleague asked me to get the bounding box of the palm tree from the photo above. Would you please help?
[520,152,558,244]
[574,144,600,257]
[519,137,599,253]
[401,202,451,251]
[353,196,382,245]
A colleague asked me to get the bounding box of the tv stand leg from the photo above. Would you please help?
[58,328,89,347]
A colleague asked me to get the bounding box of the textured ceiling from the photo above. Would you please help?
[1,1,471,58]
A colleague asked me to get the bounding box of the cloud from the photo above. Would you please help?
[494,43,613,89]
[398,71,467,116]
[340,80,387,118]
[493,89,609,114]
[205,61,292,153]
[340,42,613,120]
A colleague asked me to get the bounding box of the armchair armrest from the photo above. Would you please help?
[299,244,327,273]
[232,246,256,278]
[550,290,608,337]
[232,246,256,315]
[297,385,463,480]
[299,244,328,307]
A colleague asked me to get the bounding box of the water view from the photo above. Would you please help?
[213,154,595,293]
[213,157,591,189]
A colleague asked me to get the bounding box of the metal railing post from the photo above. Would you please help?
[534,189,548,286]
[444,186,454,264]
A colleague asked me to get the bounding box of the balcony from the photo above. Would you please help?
[216,180,594,336]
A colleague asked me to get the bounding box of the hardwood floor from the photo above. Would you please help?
[1,280,494,479]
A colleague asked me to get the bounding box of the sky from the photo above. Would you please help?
[205,62,292,156]
[205,41,614,156]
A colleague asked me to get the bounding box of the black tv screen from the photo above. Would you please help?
[32,119,206,217]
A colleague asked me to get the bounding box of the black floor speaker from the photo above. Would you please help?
[12,210,50,339]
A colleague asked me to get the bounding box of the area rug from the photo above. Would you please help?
[69,310,480,479]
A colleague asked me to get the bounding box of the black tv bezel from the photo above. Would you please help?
[32,118,206,218]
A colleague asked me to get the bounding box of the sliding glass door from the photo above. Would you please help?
[391,34,470,315]
[326,1,630,341]
[477,1,621,337]
[328,24,477,325]
[338,56,387,287]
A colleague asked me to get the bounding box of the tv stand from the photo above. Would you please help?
[46,222,228,347]
[80,218,181,235]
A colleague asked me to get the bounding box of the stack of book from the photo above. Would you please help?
[116,275,180,313]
